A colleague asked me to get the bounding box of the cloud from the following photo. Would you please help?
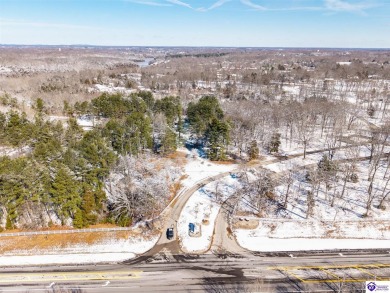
[240,0,324,11]
[126,0,230,11]
[166,0,193,9]
[119,0,379,13]
[197,0,231,12]
[240,0,267,10]
[124,0,172,6]
[324,0,376,12]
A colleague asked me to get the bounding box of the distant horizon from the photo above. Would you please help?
[1,44,389,51]
[1,0,390,48]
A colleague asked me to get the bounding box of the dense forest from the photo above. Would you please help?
[0,92,230,230]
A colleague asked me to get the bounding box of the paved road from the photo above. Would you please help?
[211,190,246,254]
[1,135,388,292]
[156,169,240,254]
[0,251,389,292]
[146,138,390,255]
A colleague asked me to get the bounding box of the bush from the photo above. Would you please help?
[367,105,375,117]
[348,173,359,183]
[268,133,281,153]
[248,140,259,160]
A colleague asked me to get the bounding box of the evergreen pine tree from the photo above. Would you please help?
[268,132,281,153]
[50,167,81,224]
[248,140,259,160]
[161,128,177,155]
[206,118,229,161]
[73,208,85,228]
[81,188,98,225]
[5,216,13,230]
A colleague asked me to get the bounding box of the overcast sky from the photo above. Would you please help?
[0,0,389,48]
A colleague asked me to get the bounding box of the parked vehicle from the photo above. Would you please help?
[166,228,174,240]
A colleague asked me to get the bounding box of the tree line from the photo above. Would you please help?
[0,92,232,229]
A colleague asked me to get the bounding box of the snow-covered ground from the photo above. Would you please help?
[264,152,324,173]
[49,115,96,131]
[0,253,137,267]
[0,66,12,73]
[282,84,300,96]
[0,145,31,158]
[178,147,237,189]
[0,235,158,267]
[89,84,136,95]
[235,219,390,240]
[178,174,241,253]
[48,115,68,122]
[268,158,390,221]
[76,116,95,130]
[233,146,390,252]
[49,115,110,132]
[236,229,390,252]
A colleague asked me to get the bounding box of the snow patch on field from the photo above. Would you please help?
[264,153,324,173]
[0,235,158,266]
[0,67,13,75]
[234,145,390,252]
[236,219,390,240]
[179,147,237,189]
[90,84,136,95]
[236,228,390,252]
[0,253,137,266]
[76,116,94,130]
[0,145,31,158]
[282,85,300,96]
[49,115,95,131]
[269,158,390,221]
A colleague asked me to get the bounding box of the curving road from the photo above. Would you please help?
[153,139,389,257]
[1,136,389,292]
[154,169,239,254]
